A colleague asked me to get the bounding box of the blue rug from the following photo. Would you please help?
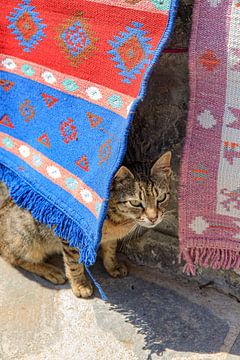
[0,0,178,289]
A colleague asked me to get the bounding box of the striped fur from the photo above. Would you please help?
[0,152,171,297]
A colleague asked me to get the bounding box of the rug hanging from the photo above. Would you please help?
[0,0,178,268]
[179,0,240,273]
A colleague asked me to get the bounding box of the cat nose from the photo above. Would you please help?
[149,216,158,224]
[146,209,158,224]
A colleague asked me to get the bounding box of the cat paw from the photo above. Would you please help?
[44,266,67,285]
[71,281,93,298]
[107,262,129,278]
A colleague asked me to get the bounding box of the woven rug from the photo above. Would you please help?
[179,0,240,273]
[0,1,178,273]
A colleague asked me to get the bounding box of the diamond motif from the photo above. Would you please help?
[199,50,220,71]
[7,0,46,52]
[58,16,97,66]
[197,110,216,129]
[61,21,90,57]
[117,35,145,71]
[108,22,153,84]
[15,12,38,41]
[60,118,78,144]
[190,216,209,235]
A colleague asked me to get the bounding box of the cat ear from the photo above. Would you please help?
[151,151,172,177]
[114,166,134,182]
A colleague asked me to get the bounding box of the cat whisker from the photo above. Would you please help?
[136,225,143,239]
[161,216,173,227]
[119,223,139,252]
[120,237,131,252]
[119,232,132,252]
[162,216,172,224]
[128,224,139,240]
[164,209,177,216]
[119,240,125,252]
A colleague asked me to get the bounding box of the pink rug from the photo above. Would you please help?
[179,0,240,274]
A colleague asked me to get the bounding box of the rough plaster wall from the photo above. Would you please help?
[125,0,191,164]
[121,0,240,300]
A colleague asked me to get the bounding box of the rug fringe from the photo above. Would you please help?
[0,164,108,299]
[0,164,97,267]
[181,247,240,275]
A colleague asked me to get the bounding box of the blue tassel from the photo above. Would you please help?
[85,266,107,301]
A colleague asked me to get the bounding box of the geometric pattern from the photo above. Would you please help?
[0,54,133,118]
[61,21,90,57]
[151,0,172,10]
[189,216,209,234]
[41,93,58,108]
[85,0,171,14]
[19,99,35,122]
[58,15,97,66]
[231,49,240,71]
[1,0,177,275]
[87,112,103,128]
[223,141,240,165]
[2,1,173,99]
[207,0,222,7]
[0,132,101,217]
[220,188,240,212]
[227,107,240,130]
[60,118,78,144]
[76,0,175,13]
[37,133,51,148]
[179,0,240,274]
[199,50,220,71]
[197,109,216,129]
[76,155,89,172]
[191,164,208,182]
[0,114,14,129]
[7,0,46,52]
[98,139,112,166]
[0,80,15,92]
[108,22,153,84]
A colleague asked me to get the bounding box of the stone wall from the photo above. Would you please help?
[121,0,240,301]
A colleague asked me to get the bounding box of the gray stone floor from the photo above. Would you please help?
[1,256,240,360]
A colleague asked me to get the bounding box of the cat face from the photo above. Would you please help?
[109,152,172,228]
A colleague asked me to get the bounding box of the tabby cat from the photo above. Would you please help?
[0,151,171,298]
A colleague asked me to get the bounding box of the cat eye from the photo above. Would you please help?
[129,200,143,208]
[157,193,167,203]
